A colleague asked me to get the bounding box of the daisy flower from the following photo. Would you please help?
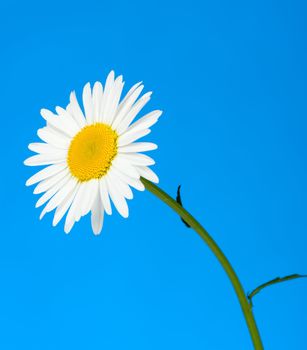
[24,71,162,235]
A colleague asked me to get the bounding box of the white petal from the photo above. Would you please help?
[136,166,159,183]
[55,106,80,134]
[112,156,140,179]
[104,76,124,125]
[40,108,72,140]
[123,110,162,135]
[79,180,98,218]
[33,169,69,194]
[100,71,115,124]
[37,127,70,149]
[117,129,151,147]
[28,142,64,154]
[40,178,77,216]
[53,183,79,226]
[111,84,144,130]
[40,108,65,124]
[117,180,133,200]
[35,175,70,208]
[39,178,73,220]
[64,181,100,233]
[46,124,69,139]
[105,175,129,218]
[69,91,86,127]
[92,81,103,123]
[26,163,66,186]
[66,103,72,114]
[71,183,88,222]
[108,169,133,199]
[64,184,84,234]
[119,142,157,153]
[24,151,67,167]
[99,178,112,215]
[120,81,142,106]
[82,82,93,124]
[119,153,155,166]
[115,92,152,134]
[91,191,104,235]
[110,166,145,191]
[40,108,77,138]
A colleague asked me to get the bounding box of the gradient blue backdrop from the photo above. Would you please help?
[1,0,306,349]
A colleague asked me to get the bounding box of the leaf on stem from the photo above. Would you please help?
[176,185,191,228]
[247,274,307,306]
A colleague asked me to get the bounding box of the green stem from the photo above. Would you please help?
[141,178,263,350]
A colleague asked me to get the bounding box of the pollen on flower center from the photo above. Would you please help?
[67,123,118,182]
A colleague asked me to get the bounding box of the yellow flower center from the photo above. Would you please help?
[67,123,118,182]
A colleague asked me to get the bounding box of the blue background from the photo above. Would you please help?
[1,0,306,349]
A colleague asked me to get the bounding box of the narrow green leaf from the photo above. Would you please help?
[247,274,307,305]
[176,185,191,228]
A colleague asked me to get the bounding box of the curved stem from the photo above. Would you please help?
[141,178,263,350]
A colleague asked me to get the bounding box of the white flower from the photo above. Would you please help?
[24,71,162,235]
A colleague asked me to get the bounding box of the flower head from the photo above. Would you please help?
[24,71,161,235]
